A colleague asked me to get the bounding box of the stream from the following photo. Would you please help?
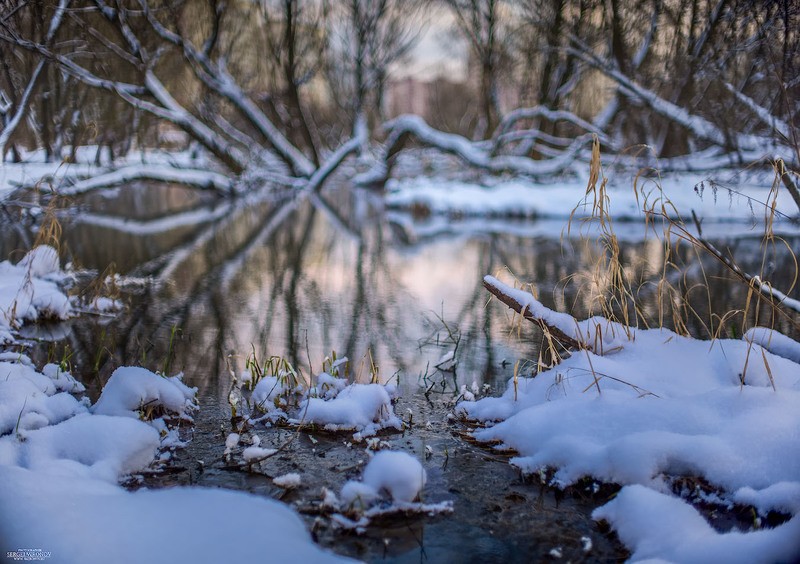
[4,180,798,562]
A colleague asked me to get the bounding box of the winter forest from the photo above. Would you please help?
[0,0,799,562]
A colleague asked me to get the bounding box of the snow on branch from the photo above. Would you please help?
[306,135,364,193]
[361,115,589,185]
[491,106,611,150]
[136,2,315,178]
[483,275,588,351]
[567,41,782,159]
[58,164,234,196]
[722,82,792,141]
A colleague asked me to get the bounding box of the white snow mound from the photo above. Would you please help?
[462,278,800,562]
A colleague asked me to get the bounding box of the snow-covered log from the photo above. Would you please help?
[59,164,234,196]
[360,115,591,186]
[483,275,588,351]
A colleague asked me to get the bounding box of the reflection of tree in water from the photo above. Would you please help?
[9,185,800,402]
[50,185,524,401]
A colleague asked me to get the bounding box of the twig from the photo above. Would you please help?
[690,211,800,316]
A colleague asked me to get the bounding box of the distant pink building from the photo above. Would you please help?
[385,77,429,117]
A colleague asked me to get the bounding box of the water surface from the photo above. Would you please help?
[5,181,799,562]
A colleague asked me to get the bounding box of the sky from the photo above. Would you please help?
[395,8,467,81]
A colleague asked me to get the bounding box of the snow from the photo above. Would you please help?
[92,367,197,420]
[593,485,800,564]
[0,360,353,562]
[273,473,302,489]
[340,451,427,507]
[82,296,124,313]
[460,280,800,562]
[59,164,233,195]
[296,383,403,439]
[334,450,448,530]
[385,170,800,224]
[380,115,585,178]
[242,446,278,462]
[0,466,353,563]
[0,361,86,436]
[239,368,402,440]
[361,450,427,503]
[224,432,240,455]
[0,245,72,343]
[744,327,800,364]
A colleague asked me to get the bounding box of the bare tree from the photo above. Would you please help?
[443,0,512,139]
[0,0,69,161]
[259,0,328,166]
[0,0,365,190]
[328,0,422,144]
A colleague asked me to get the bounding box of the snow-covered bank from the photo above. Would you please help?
[0,361,353,563]
[0,465,351,563]
[458,275,800,562]
[386,171,800,224]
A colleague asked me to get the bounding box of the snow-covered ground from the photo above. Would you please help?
[0,360,353,563]
[4,150,800,561]
[386,170,800,225]
[458,275,800,562]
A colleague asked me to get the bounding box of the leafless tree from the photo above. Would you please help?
[0,0,365,189]
[327,0,422,144]
[442,0,512,139]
